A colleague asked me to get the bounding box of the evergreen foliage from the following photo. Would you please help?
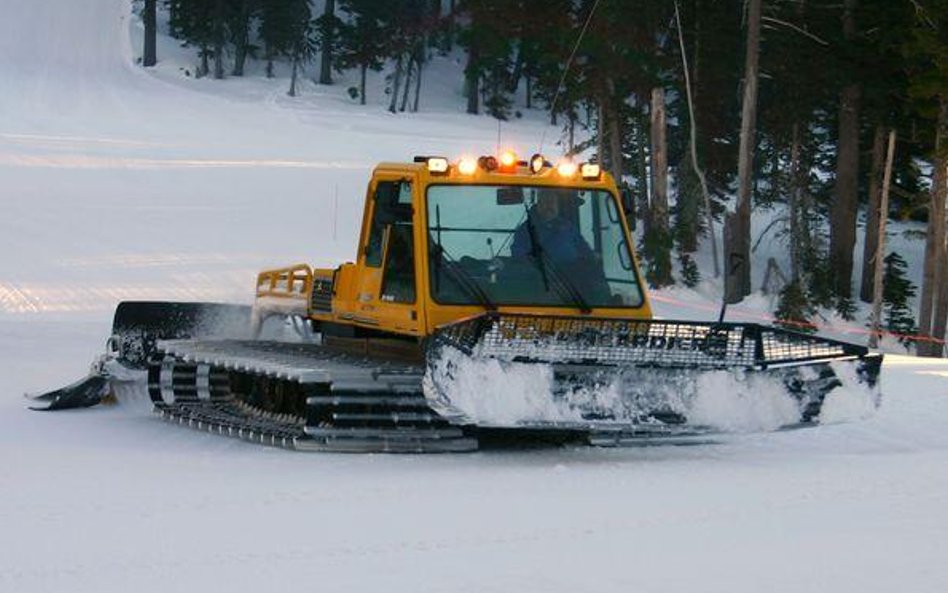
[641,227,673,289]
[836,294,857,322]
[154,0,948,347]
[335,0,388,104]
[881,251,919,348]
[774,281,817,333]
[678,253,700,288]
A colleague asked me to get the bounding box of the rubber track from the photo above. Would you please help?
[149,340,478,453]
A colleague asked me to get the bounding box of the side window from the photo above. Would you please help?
[365,180,416,303]
[365,181,402,267]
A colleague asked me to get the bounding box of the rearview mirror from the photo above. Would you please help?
[496,187,524,205]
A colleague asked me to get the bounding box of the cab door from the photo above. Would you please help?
[353,175,422,336]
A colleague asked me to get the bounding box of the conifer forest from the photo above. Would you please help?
[142,0,948,356]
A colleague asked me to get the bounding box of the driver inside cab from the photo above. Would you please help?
[511,188,594,263]
[510,188,612,302]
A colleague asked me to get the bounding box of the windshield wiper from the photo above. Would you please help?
[543,252,593,314]
[522,206,592,314]
[431,205,495,310]
[443,250,496,310]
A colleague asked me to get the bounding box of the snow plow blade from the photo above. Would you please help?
[27,375,110,411]
[425,313,883,434]
[27,301,252,411]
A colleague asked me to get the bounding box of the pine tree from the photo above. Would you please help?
[259,0,304,78]
[457,0,516,119]
[286,1,317,97]
[641,226,674,289]
[881,251,918,349]
[774,281,817,333]
[336,0,389,104]
[836,294,857,321]
[317,0,338,84]
[679,253,700,288]
[228,0,258,77]
[167,0,216,77]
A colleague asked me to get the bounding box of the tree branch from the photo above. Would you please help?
[760,16,829,46]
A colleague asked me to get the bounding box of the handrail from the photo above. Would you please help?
[255,264,313,299]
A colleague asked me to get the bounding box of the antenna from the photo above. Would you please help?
[496,118,502,156]
[332,184,339,242]
[538,0,602,155]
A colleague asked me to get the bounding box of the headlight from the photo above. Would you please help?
[457,157,478,175]
[427,157,449,174]
[580,163,601,180]
[556,160,578,178]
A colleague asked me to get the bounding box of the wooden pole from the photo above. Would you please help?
[868,129,896,348]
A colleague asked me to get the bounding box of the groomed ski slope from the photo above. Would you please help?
[1,1,947,592]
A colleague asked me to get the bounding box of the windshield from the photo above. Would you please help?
[427,184,644,308]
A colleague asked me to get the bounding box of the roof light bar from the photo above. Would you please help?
[529,153,546,174]
[478,155,499,172]
[556,160,578,178]
[580,162,601,180]
[457,157,478,175]
[499,150,518,171]
[426,157,449,175]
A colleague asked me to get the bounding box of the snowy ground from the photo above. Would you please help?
[2,1,948,592]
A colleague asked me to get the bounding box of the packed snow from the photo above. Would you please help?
[2,1,948,592]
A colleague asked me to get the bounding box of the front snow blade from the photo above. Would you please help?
[27,375,109,411]
[424,313,882,433]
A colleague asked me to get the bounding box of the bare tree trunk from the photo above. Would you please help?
[734,0,762,299]
[648,86,673,287]
[213,0,225,80]
[868,130,895,349]
[359,63,367,105]
[918,166,940,356]
[508,40,524,94]
[650,87,669,235]
[465,44,479,115]
[446,0,456,51]
[830,0,860,301]
[931,113,948,356]
[200,44,210,78]
[412,56,423,112]
[232,0,252,76]
[723,212,743,303]
[399,57,414,112]
[789,122,803,282]
[288,56,299,97]
[389,54,404,113]
[319,0,335,85]
[597,102,605,168]
[919,99,947,356]
[637,108,651,235]
[935,227,948,356]
[143,0,157,67]
[607,79,624,182]
[674,0,718,277]
[861,126,886,302]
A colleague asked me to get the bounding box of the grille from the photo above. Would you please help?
[310,277,333,312]
[432,313,873,371]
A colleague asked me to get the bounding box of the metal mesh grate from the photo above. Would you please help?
[433,313,870,370]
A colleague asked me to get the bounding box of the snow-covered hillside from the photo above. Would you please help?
[2,2,948,592]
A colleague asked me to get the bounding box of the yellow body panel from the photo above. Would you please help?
[254,160,653,339]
